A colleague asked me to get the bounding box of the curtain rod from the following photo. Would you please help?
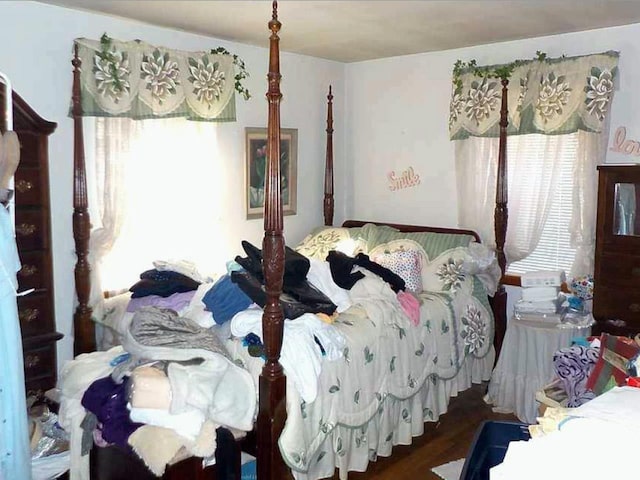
[0,72,13,130]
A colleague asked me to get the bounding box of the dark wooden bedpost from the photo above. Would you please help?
[72,44,95,355]
[490,77,509,359]
[258,2,288,479]
[323,85,334,226]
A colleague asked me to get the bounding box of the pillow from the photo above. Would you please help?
[586,334,640,395]
[295,227,366,260]
[370,239,471,294]
[370,249,423,293]
[422,246,472,295]
[362,226,473,259]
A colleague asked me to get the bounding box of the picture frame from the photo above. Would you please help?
[245,127,298,219]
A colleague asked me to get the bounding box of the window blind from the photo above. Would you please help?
[507,133,578,275]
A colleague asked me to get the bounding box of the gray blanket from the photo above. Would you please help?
[124,306,231,361]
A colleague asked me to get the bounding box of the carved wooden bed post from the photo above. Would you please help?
[258,2,288,479]
[72,44,95,355]
[490,78,509,358]
[324,85,334,226]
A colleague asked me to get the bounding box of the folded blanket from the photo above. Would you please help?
[152,259,209,283]
[202,274,252,324]
[126,307,231,361]
[128,405,205,441]
[126,291,195,313]
[122,307,256,431]
[130,269,200,298]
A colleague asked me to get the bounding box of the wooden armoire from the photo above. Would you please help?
[1,86,62,396]
[593,164,640,337]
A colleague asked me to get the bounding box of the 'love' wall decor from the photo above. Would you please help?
[610,126,640,157]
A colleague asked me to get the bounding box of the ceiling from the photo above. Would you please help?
[43,1,640,63]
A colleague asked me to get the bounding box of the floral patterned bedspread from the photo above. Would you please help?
[226,272,494,479]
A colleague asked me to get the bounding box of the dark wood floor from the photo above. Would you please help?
[331,382,517,480]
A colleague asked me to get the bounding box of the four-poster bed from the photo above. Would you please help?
[67,3,509,479]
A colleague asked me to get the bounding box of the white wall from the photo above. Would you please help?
[0,1,345,370]
[345,21,640,319]
[345,22,640,225]
[6,1,640,371]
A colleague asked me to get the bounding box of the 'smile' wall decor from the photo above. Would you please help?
[388,166,421,191]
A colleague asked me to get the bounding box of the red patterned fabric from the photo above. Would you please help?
[586,334,640,395]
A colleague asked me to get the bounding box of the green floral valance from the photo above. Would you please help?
[73,35,250,122]
[449,51,619,140]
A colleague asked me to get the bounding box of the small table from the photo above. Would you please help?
[485,317,591,424]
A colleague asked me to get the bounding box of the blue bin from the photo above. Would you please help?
[459,420,530,480]
[241,459,257,480]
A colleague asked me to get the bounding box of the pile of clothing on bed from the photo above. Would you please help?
[226,241,421,403]
[58,244,420,479]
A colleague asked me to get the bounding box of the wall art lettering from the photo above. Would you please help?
[610,126,640,156]
[388,166,421,191]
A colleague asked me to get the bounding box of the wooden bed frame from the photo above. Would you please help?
[69,3,509,479]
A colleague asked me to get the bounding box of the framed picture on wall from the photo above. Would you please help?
[245,127,298,219]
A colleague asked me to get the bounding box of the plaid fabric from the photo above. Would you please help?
[586,334,640,395]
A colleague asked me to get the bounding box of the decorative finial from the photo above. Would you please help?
[72,42,81,69]
[269,1,281,34]
[328,85,333,101]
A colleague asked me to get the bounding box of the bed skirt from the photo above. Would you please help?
[290,349,494,480]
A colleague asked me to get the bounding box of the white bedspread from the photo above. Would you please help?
[225,273,495,480]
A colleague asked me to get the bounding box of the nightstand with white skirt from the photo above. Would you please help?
[484,316,592,423]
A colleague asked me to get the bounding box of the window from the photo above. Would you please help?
[506,133,578,275]
[92,117,226,291]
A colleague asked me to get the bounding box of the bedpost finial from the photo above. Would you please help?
[269,0,281,33]
[328,85,333,101]
[72,42,81,69]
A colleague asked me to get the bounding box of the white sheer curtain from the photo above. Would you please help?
[455,136,499,248]
[455,131,604,277]
[89,118,130,321]
[88,117,223,321]
[569,130,607,276]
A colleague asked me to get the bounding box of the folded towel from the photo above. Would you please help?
[521,286,560,302]
[128,405,205,441]
[515,299,558,314]
[129,366,172,410]
[521,270,565,287]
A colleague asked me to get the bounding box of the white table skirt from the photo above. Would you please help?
[485,319,591,423]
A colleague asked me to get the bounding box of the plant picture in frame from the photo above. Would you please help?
[245,127,298,219]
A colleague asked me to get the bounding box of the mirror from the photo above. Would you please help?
[614,182,639,236]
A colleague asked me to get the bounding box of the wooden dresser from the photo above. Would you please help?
[1,87,62,395]
[593,164,640,337]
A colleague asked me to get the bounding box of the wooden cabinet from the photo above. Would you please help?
[1,88,62,395]
[593,164,640,337]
